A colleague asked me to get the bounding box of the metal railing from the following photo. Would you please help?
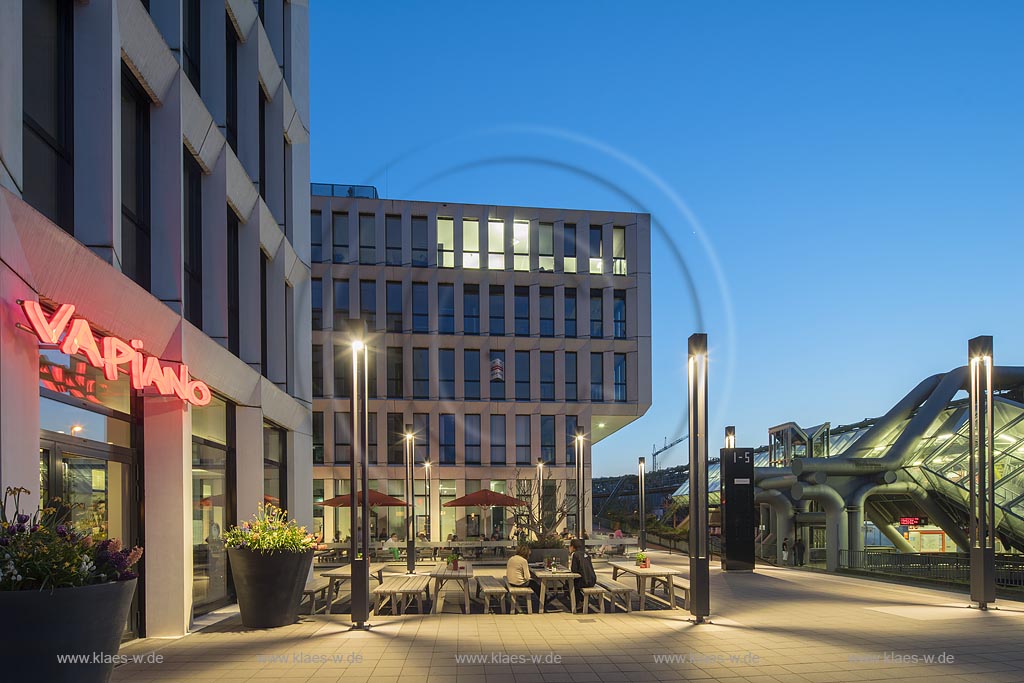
[840,550,1024,588]
[311,183,379,199]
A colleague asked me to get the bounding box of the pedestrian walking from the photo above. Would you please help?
[781,537,789,565]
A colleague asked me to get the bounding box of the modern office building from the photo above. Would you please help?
[0,1,311,637]
[309,185,652,543]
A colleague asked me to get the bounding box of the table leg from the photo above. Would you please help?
[569,578,576,614]
[639,577,647,611]
[667,577,677,610]
[539,580,547,614]
[326,579,337,615]
[464,579,470,614]
[432,578,441,614]
[612,566,620,581]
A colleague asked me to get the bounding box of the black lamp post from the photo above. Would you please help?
[688,333,710,623]
[969,335,996,610]
[404,426,416,574]
[575,428,585,538]
[638,457,647,551]
[348,323,371,629]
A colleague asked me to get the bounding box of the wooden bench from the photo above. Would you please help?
[302,577,331,614]
[650,576,690,609]
[580,585,608,614]
[504,579,534,614]
[475,575,507,614]
[372,575,431,615]
[597,577,635,613]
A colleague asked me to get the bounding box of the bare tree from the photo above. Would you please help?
[507,468,589,541]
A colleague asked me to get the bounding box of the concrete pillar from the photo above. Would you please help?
[235,405,264,524]
[289,428,312,529]
[202,150,229,346]
[238,208,262,373]
[150,74,184,314]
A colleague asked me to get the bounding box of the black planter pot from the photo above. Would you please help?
[227,547,313,628]
[0,578,137,683]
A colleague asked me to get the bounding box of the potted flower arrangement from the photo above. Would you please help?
[0,486,142,683]
[444,551,462,570]
[635,551,650,569]
[527,534,568,566]
[224,503,315,628]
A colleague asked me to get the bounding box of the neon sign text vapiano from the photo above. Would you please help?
[21,300,212,407]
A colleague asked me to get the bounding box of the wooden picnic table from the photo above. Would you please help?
[321,563,387,614]
[531,567,580,614]
[429,561,473,614]
[608,561,683,611]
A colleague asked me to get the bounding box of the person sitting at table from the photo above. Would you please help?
[569,538,597,611]
[384,533,401,560]
[506,545,539,599]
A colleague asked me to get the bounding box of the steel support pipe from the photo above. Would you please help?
[754,489,794,564]
[791,483,848,571]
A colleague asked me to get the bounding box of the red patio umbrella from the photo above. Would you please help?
[195,493,279,509]
[443,490,529,538]
[317,489,407,507]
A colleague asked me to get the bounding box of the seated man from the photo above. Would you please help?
[569,538,597,611]
[506,545,539,599]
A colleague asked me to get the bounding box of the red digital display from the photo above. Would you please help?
[899,516,922,526]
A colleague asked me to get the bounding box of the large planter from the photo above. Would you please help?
[0,578,137,683]
[228,547,313,628]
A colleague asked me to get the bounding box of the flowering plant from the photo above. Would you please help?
[0,486,142,591]
[223,503,316,553]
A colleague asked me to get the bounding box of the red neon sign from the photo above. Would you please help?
[21,300,212,407]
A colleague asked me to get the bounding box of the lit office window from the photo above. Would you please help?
[310,211,323,262]
[562,223,577,273]
[359,280,376,329]
[412,282,429,332]
[439,349,455,400]
[538,223,554,272]
[333,279,349,328]
[614,290,627,339]
[465,415,481,465]
[515,351,530,401]
[386,347,403,398]
[489,285,505,335]
[464,285,480,335]
[312,344,323,397]
[565,352,577,401]
[541,415,555,464]
[514,286,530,336]
[411,216,428,266]
[513,220,530,271]
[565,288,577,338]
[590,352,604,402]
[490,415,506,465]
[589,225,603,274]
[540,351,555,401]
[516,416,531,465]
[437,217,455,268]
[440,415,456,464]
[438,284,455,334]
[465,349,480,399]
[539,287,554,337]
[359,214,376,264]
[386,281,403,332]
[566,415,579,465]
[490,351,505,401]
[590,290,603,338]
[333,212,349,263]
[614,353,627,402]
[413,348,429,399]
[613,226,627,275]
[311,278,322,329]
[488,219,505,270]
[385,215,402,265]
[463,218,480,269]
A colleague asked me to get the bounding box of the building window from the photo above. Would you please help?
[440,415,456,465]
[516,415,531,465]
[365,347,378,400]
[225,18,238,152]
[464,349,480,400]
[439,348,455,400]
[411,216,428,266]
[534,222,554,272]
[539,288,554,337]
[332,212,349,263]
[490,415,506,465]
[589,225,603,274]
[461,218,480,269]
[513,220,530,271]
[461,285,480,335]
[541,415,555,465]
[359,280,376,329]
[540,352,555,401]
[385,214,402,265]
[227,211,240,355]
[263,422,286,510]
[590,290,603,338]
[386,347,403,398]
[413,413,429,463]
[437,217,455,268]
[260,252,268,375]
[488,219,505,270]
[413,348,429,399]
[366,413,378,465]
[334,412,351,464]
[412,282,429,332]
[333,278,349,328]
[515,351,530,401]
[386,281,403,332]
[562,223,577,273]
[566,415,579,465]
[514,287,530,337]
[22,0,75,233]
[614,353,627,402]
[489,285,505,335]
[313,412,324,464]
[564,288,577,338]
[359,213,376,264]
[311,278,323,329]
[465,415,481,465]
[258,87,267,199]
[591,352,604,402]
[310,211,323,262]
[121,66,151,290]
[490,351,505,401]
[565,352,577,402]
[614,290,627,339]
[183,149,203,328]
[613,226,627,275]
[334,344,351,399]
[312,344,323,397]
[388,413,404,465]
[438,284,455,334]
[182,0,201,92]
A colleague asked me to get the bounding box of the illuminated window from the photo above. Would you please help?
[488,219,505,270]
[589,225,603,274]
[538,223,554,272]
[563,223,577,273]
[463,218,480,269]
[513,220,530,271]
[437,217,455,268]
[613,226,627,275]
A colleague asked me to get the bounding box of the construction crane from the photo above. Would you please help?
[652,434,688,471]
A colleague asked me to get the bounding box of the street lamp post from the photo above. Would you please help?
[575,429,585,538]
[423,459,431,542]
[536,460,544,537]
[638,457,647,551]
[404,426,416,574]
[349,329,371,629]
[688,333,710,623]
[725,426,736,449]
[969,335,996,610]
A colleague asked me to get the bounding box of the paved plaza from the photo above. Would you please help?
[114,551,1024,683]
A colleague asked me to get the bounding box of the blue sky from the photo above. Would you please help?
[309,2,1024,477]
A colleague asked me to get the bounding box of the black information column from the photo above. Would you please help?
[720,448,755,571]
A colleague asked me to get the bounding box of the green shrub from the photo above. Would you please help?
[223,503,316,554]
